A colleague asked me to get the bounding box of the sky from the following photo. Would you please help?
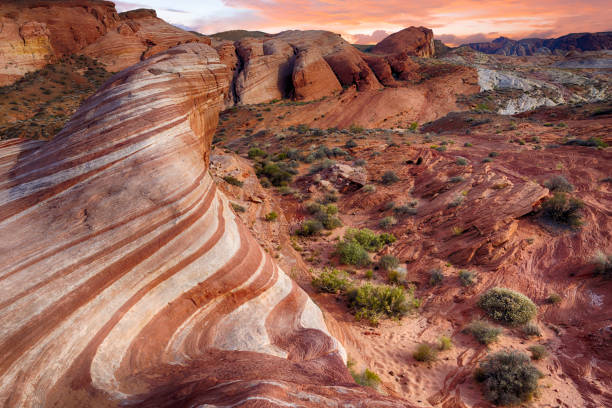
[114,0,612,46]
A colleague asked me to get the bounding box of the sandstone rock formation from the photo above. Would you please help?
[0,0,208,85]
[0,43,409,407]
[371,27,435,57]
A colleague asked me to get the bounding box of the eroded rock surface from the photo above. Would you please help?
[0,43,409,407]
[0,0,209,85]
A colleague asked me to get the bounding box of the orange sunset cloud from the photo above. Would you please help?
[187,0,611,45]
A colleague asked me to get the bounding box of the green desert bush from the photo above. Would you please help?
[459,270,476,286]
[381,170,399,185]
[522,322,542,337]
[362,184,376,192]
[379,255,400,271]
[478,287,537,326]
[541,192,583,227]
[466,319,502,345]
[475,350,542,406]
[351,368,381,389]
[248,147,267,159]
[544,175,574,192]
[296,219,324,236]
[394,204,417,216]
[438,335,453,351]
[527,345,548,360]
[347,283,418,324]
[379,216,397,229]
[336,240,371,266]
[256,161,295,186]
[429,268,444,286]
[413,343,438,362]
[456,156,468,165]
[345,139,358,148]
[231,203,246,213]
[546,293,562,304]
[592,251,612,278]
[344,228,396,252]
[312,268,350,294]
[223,175,243,187]
[264,211,278,221]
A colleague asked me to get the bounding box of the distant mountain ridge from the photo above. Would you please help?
[466,31,612,56]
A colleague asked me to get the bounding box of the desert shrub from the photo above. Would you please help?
[381,171,399,185]
[309,158,336,174]
[409,121,419,131]
[527,345,548,360]
[449,195,464,208]
[439,335,453,351]
[264,211,278,221]
[464,142,473,147]
[382,201,395,211]
[379,255,399,271]
[336,240,371,266]
[394,204,417,217]
[362,184,376,192]
[345,139,358,148]
[459,270,476,286]
[482,157,493,163]
[522,322,541,337]
[449,176,465,183]
[379,216,397,229]
[354,159,366,166]
[364,269,374,279]
[344,228,396,252]
[257,161,295,186]
[387,267,407,285]
[351,368,381,388]
[296,219,324,236]
[475,351,542,406]
[478,288,537,326]
[546,293,562,304]
[456,156,468,165]
[349,123,364,134]
[312,268,350,294]
[248,147,267,159]
[223,175,243,187]
[316,212,343,229]
[413,343,438,362]
[296,123,309,134]
[429,268,444,286]
[347,283,417,324]
[231,203,246,213]
[544,175,574,192]
[489,151,499,157]
[541,192,583,227]
[564,137,608,148]
[318,192,338,204]
[592,251,612,278]
[466,319,502,345]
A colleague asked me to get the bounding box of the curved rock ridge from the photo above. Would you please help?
[0,0,209,85]
[0,43,409,407]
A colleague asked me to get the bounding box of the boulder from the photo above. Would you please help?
[371,26,435,57]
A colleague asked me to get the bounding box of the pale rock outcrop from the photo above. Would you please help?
[0,43,409,408]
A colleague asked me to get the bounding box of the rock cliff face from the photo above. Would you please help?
[0,43,409,408]
[370,26,435,57]
[0,0,208,85]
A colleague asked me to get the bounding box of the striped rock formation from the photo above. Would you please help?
[0,43,409,407]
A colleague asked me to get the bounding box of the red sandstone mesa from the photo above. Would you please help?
[0,43,410,407]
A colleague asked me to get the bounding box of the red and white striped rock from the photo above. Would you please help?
[0,43,409,407]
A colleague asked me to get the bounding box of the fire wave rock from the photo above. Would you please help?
[0,43,409,407]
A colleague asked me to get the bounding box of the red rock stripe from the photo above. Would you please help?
[0,182,219,375]
[0,169,207,283]
[0,173,212,309]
